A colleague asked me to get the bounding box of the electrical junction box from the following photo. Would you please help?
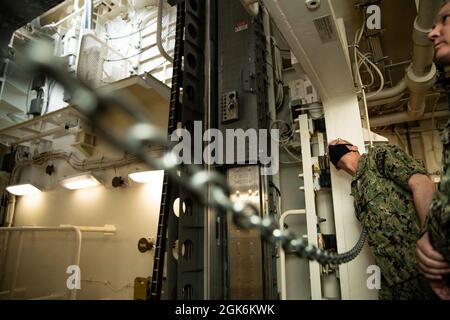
[289,78,320,105]
[29,96,44,116]
[221,91,239,123]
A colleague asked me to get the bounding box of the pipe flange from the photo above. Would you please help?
[414,16,433,35]
[406,63,437,92]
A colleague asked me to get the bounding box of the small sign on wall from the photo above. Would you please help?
[235,20,248,33]
[313,15,337,43]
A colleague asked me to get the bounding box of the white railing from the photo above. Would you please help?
[0,224,116,300]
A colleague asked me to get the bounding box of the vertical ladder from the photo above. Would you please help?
[149,1,185,300]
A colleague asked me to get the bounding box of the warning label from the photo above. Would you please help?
[234,20,248,32]
[313,15,337,43]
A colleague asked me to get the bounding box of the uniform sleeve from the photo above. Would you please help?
[373,144,428,191]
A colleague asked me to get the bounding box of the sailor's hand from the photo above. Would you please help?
[428,279,450,300]
[416,232,450,280]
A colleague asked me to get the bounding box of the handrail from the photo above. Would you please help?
[0,224,117,300]
[0,226,82,300]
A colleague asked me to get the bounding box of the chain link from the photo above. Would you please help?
[17,41,366,265]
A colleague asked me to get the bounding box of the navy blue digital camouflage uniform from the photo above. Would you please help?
[351,144,437,299]
[427,119,450,264]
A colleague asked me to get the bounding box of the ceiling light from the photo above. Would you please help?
[60,172,102,190]
[6,183,42,196]
[128,170,164,184]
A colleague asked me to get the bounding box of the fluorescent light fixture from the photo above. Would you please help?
[128,170,164,184]
[6,184,42,196]
[60,172,102,190]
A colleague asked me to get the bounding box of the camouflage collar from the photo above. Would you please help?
[352,153,368,182]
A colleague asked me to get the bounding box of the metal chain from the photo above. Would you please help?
[16,41,366,265]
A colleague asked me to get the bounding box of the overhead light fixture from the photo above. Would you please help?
[6,183,42,196]
[128,170,164,184]
[60,172,102,190]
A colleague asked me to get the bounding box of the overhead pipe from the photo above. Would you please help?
[82,0,94,31]
[405,0,441,117]
[157,0,173,64]
[367,1,440,116]
[367,93,405,108]
[370,110,450,128]
[367,79,407,107]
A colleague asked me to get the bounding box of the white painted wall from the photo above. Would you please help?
[0,135,164,300]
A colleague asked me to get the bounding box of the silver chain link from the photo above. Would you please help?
[17,41,366,265]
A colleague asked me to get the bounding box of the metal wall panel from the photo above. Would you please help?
[227,165,263,299]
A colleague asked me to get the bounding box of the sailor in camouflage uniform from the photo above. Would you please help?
[328,139,437,299]
[423,114,450,299]
[414,1,450,300]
